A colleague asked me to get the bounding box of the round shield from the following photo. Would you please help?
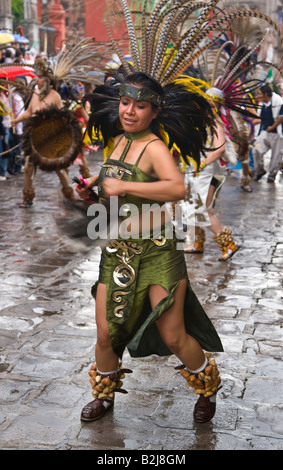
[22,105,83,171]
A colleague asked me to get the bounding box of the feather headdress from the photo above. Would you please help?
[35,37,114,87]
[105,0,282,85]
[86,0,283,167]
[189,13,283,162]
[194,8,283,109]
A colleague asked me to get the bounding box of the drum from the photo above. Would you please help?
[22,105,83,171]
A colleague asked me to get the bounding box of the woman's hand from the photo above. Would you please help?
[103,177,126,197]
[75,175,98,200]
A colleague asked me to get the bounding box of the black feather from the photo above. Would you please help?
[158,83,216,166]
[84,85,121,147]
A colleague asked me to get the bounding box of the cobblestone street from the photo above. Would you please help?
[0,151,282,450]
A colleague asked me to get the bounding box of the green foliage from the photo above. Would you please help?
[12,0,24,30]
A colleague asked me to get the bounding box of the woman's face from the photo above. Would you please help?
[119,84,159,133]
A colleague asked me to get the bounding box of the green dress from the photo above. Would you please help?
[91,132,223,359]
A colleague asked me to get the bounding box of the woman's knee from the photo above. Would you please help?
[159,329,186,354]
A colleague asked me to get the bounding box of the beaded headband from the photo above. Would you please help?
[119,84,162,107]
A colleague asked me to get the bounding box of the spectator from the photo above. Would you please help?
[253,84,283,183]
[4,49,13,64]
[0,115,7,180]
[10,76,27,174]
[0,87,13,178]
[13,49,24,64]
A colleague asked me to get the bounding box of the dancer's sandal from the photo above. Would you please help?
[80,363,132,422]
[193,394,216,423]
[19,201,33,208]
[20,189,35,208]
[81,397,114,422]
[240,175,252,193]
[184,246,203,254]
[214,227,239,261]
[241,184,252,193]
[184,228,205,254]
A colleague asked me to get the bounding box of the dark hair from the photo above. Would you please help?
[14,75,27,85]
[260,84,272,97]
[86,71,216,167]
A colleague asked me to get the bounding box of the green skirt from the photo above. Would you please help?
[91,236,223,358]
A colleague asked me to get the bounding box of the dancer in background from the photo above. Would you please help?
[183,88,239,261]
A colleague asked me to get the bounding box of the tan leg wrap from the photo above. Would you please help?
[79,165,91,179]
[240,175,251,186]
[180,354,221,398]
[23,188,35,203]
[213,226,239,261]
[214,226,233,248]
[88,363,132,400]
[61,186,74,200]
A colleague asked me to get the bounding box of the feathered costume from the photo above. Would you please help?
[22,38,114,172]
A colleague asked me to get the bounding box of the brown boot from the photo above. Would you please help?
[193,395,216,423]
[19,188,35,208]
[214,227,239,261]
[81,364,132,422]
[178,354,221,423]
[184,227,205,254]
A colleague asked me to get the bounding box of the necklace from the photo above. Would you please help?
[124,128,151,141]
[121,128,151,160]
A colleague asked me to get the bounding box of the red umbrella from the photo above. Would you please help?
[0,65,36,81]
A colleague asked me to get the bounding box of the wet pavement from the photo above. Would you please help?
[0,150,282,451]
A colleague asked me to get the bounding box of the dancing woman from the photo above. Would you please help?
[76,71,223,424]
[74,0,282,424]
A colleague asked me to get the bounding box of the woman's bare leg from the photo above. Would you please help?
[94,283,119,372]
[151,279,220,423]
[150,280,205,371]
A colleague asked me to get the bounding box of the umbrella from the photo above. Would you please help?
[13,34,29,44]
[0,32,14,45]
[0,65,36,80]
